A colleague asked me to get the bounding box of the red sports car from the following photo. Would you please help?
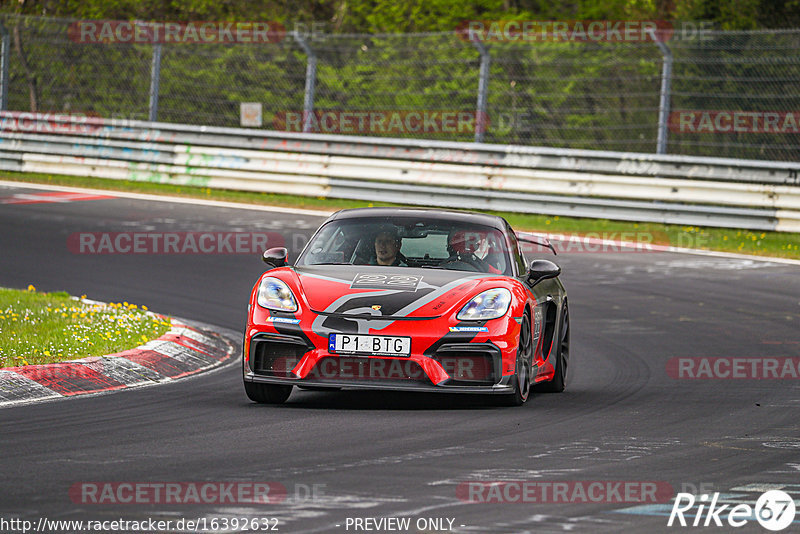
[243,208,569,405]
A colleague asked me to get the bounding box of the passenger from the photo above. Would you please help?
[371,227,409,266]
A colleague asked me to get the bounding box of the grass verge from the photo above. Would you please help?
[2,171,799,260]
[0,285,170,367]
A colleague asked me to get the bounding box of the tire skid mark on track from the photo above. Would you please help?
[428,468,582,487]
[526,438,683,462]
[702,433,800,453]
[260,446,494,478]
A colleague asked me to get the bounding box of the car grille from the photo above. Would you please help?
[308,357,431,384]
[432,344,499,385]
[250,335,310,378]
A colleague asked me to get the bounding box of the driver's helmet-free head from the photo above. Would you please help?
[374,224,401,246]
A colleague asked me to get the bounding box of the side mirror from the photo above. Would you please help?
[262,247,288,268]
[527,259,561,286]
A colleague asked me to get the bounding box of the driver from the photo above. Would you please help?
[446,229,501,273]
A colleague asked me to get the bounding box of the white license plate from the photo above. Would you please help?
[328,334,411,357]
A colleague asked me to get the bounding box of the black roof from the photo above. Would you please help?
[328,207,509,231]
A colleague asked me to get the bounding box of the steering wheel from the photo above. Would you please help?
[439,252,485,272]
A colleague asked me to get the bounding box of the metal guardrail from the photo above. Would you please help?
[5,16,800,161]
[1,112,799,232]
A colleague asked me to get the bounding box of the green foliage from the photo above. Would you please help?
[345,0,507,32]
[1,3,798,159]
[3,0,799,30]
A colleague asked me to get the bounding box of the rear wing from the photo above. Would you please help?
[516,232,557,256]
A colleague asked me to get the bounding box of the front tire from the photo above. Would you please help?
[502,310,533,406]
[244,381,293,404]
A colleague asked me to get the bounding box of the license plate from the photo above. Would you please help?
[328,334,411,357]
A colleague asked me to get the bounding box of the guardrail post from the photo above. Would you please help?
[148,43,162,122]
[471,36,490,143]
[0,21,10,111]
[292,31,317,133]
[652,29,673,155]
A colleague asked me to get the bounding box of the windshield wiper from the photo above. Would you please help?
[312,261,354,265]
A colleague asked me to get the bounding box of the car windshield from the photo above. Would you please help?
[296,216,513,275]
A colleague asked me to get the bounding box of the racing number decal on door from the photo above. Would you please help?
[351,273,422,290]
[533,306,543,348]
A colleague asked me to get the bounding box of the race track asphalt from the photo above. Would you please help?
[1,183,799,533]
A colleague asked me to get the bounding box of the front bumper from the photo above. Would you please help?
[243,331,517,394]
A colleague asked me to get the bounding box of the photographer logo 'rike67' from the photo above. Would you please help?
[668,490,796,530]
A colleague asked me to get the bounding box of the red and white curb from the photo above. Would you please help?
[0,318,236,407]
[0,190,115,205]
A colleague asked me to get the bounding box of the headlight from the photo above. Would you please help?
[457,288,511,321]
[257,277,298,312]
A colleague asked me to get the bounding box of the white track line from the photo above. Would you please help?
[0,179,334,216]
[2,179,799,266]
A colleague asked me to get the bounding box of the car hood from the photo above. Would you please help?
[292,264,503,318]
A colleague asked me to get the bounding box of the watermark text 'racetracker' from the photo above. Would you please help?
[69,481,326,505]
[458,481,674,503]
[69,20,285,44]
[667,357,800,380]
[274,111,487,135]
[670,111,800,134]
[68,232,285,254]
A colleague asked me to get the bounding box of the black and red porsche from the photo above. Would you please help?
[243,207,569,406]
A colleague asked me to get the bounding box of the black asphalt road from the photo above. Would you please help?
[1,183,799,534]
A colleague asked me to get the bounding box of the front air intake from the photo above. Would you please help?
[249,334,310,378]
